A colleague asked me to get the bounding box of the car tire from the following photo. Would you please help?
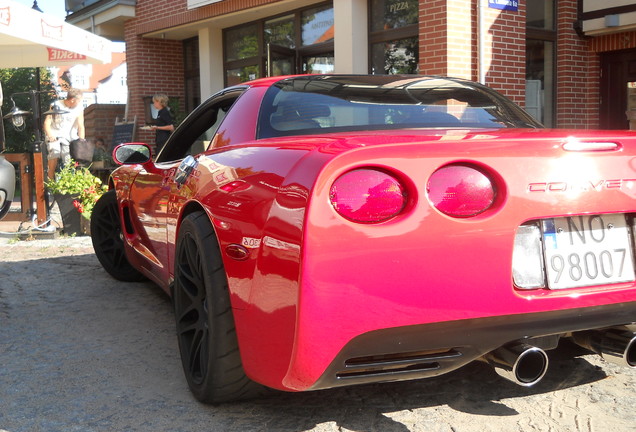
[173,211,267,404]
[91,190,146,282]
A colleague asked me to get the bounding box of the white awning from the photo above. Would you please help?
[0,0,112,68]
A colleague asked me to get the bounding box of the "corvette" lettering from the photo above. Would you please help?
[528,179,636,192]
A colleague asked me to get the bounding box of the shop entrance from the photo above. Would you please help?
[267,44,296,76]
[600,49,636,129]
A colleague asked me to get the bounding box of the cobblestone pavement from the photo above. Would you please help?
[1,237,635,432]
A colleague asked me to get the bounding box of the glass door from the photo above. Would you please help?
[267,44,297,77]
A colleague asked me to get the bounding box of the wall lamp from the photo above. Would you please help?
[3,98,31,131]
[3,93,68,133]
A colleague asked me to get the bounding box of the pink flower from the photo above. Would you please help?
[72,200,84,213]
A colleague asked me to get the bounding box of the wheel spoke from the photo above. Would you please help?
[91,190,145,282]
[92,197,125,268]
[177,259,200,289]
[175,298,198,327]
[188,328,204,377]
[174,227,212,385]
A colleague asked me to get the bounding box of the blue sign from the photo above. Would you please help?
[488,0,518,11]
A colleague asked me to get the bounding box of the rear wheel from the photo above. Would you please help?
[173,211,265,403]
[91,190,145,282]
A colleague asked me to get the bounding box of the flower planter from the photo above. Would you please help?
[46,162,104,236]
[54,193,89,235]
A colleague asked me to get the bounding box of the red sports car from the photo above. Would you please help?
[91,74,636,404]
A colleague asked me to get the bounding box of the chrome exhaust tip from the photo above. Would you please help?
[484,343,549,387]
[572,328,636,368]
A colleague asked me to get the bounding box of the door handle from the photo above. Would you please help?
[174,155,198,188]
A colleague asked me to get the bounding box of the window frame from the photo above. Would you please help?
[526,0,556,127]
[367,0,419,74]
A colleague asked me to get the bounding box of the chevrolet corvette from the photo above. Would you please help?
[91,74,636,403]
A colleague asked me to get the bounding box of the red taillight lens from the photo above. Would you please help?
[330,169,407,223]
[427,164,495,217]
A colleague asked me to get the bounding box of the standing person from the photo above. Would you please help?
[43,88,85,167]
[150,94,174,153]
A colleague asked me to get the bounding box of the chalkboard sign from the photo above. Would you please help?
[112,122,135,150]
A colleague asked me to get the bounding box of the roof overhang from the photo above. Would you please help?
[580,2,636,36]
[66,0,135,42]
[141,0,319,41]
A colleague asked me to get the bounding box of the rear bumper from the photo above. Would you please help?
[309,301,636,390]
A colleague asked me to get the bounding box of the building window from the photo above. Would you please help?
[526,0,555,127]
[224,2,334,85]
[368,0,419,74]
[226,24,259,63]
[301,5,334,46]
[265,15,295,49]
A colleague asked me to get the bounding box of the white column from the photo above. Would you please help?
[198,26,225,98]
[334,0,368,74]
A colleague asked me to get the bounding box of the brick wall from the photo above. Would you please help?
[590,31,636,52]
[419,1,526,105]
[83,104,126,149]
[125,11,185,154]
[135,0,284,35]
[419,0,449,76]
[445,0,473,80]
[483,2,526,105]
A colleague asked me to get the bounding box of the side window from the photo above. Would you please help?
[187,108,229,156]
[195,106,230,152]
[156,91,242,163]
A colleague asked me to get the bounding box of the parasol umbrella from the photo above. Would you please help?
[0,0,111,68]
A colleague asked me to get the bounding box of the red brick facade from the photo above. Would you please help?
[84,104,126,148]
[483,2,527,104]
[125,18,184,147]
[419,0,450,76]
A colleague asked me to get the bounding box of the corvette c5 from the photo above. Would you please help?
[91,74,636,403]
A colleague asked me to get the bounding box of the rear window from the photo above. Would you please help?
[257,76,541,139]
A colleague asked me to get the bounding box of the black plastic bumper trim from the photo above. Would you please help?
[310,302,636,390]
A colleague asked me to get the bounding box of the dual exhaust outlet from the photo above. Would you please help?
[484,327,636,387]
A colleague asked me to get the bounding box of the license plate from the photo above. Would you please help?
[542,214,636,289]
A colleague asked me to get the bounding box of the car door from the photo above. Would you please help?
[125,89,245,283]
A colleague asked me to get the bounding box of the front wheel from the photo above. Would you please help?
[173,211,267,404]
[91,190,145,282]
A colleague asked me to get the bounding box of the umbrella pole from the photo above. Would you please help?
[29,89,47,226]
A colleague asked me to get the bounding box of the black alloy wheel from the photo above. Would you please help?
[91,190,145,282]
[173,211,266,404]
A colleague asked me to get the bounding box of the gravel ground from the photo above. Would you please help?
[1,236,635,432]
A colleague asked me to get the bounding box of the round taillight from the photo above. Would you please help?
[427,164,495,217]
[330,169,407,223]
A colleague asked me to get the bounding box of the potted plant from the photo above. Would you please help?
[45,160,107,235]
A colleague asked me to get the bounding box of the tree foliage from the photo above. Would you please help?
[1,68,56,153]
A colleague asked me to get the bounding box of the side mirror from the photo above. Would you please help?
[113,143,152,165]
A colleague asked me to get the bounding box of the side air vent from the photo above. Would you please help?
[337,349,462,379]
[122,206,135,235]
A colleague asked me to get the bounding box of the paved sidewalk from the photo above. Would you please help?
[1,239,636,432]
